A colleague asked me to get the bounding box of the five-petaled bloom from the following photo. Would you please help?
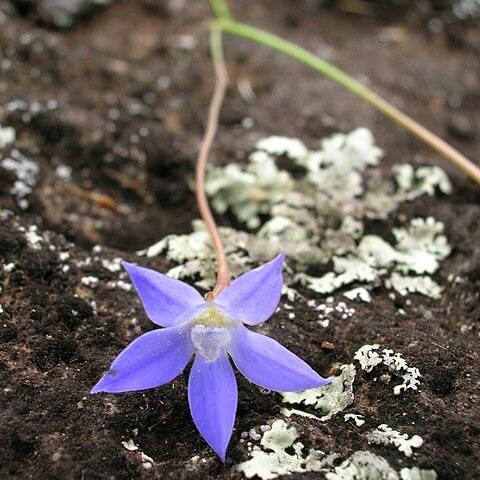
[92,253,332,460]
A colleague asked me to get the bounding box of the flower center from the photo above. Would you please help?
[194,304,232,328]
[191,325,231,363]
[190,305,235,363]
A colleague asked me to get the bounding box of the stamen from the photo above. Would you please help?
[195,305,232,328]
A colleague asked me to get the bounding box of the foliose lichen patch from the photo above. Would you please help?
[237,424,435,480]
[354,345,421,395]
[236,419,337,479]
[141,129,451,301]
[281,364,356,421]
[366,425,423,458]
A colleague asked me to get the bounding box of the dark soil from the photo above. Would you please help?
[0,0,479,479]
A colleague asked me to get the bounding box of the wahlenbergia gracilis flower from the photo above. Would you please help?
[92,253,332,460]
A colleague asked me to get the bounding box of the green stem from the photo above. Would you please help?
[209,0,232,20]
[214,18,480,185]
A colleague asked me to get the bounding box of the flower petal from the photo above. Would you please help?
[188,354,237,461]
[91,327,194,393]
[123,261,204,327]
[214,253,285,326]
[228,326,332,392]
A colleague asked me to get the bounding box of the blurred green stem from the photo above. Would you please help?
[208,1,480,185]
[209,0,232,20]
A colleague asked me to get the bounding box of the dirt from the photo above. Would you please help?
[0,0,479,479]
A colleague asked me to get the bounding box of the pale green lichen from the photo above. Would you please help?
[386,273,442,299]
[237,419,433,480]
[325,451,399,480]
[281,408,322,421]
[354,344,383,373]
[393,218,450,275]
[0,124,16,148]
[366,424,423,458]
[319,128,382,170]
[140,129,451,301]
[138,220,279,291]
[344,413,366,427]
[366,164,452,218]
[238,435,434,480]
[399,467,438,480]
[236,419,336,480]
[298,217,449,298]
[343,287,372,303]
[325,453,436,480]
[394,164,452,201]
[205,151,294,229]
[256,135,309,161]
[281,364,356,420]
[354,345,421,395]
[206,128,383,245]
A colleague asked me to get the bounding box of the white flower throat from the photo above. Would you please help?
[190,305,235,363]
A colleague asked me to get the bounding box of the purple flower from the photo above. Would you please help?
[91,253,331,460]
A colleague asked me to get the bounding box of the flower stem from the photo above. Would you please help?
[212,17,480,185]
[195,26,230,298]
[209,0,232,20]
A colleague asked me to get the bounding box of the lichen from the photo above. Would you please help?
[205,151,294,229]
[366,424,423,458]
[325,451,399,480]
[343,287,372,303]
[386,273,442,299]
[0,124,16,148]
[281,364,356,420]
[205,128,384,249]
[399,467,438,480]
[236,419,335,479]
[324,453,436,480]
[237,419,433,480]
[354,345,421,395]
[138,220,280,291]
[256,136,309,161]
[394,164,452,201]
[299,217,449,298]
[392,217,451,275]
[344,413,365,427]
[141,129,451,301]
[354,344,383,373]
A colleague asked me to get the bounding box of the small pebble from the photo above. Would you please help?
[447,113,476,140]
[59,251,70,261]
[51,452,61,462]
[4,263,15,272]
[81,276,99,288]
[321,341,335,351]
